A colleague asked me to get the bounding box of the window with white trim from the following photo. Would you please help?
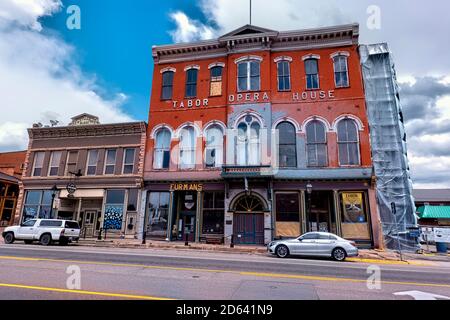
[305,59,319,89]
[32,152,45,177]
[154,129,171,169]
[277,61,291,91]
[277,122,297,168]
[237,60,260,92]
[306,120,328,167]
[337,119,360,166]
[210,66,223,96]
[185,69,198,98]
[123,148,136,174]
[86,149,99,176]
[48,151,62,176]
[205,125,223,168]
[104,149,117,175]
[333,55,349,87]
[179,126,196,169]
[161,71,174,100]
[236,116,261,166]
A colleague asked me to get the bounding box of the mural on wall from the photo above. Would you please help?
[103,205,123,230]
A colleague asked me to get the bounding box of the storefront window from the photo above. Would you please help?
[340,192,371,240]
[104,190,125,230]
[22,190,53,222]
[275,193,300,238]
[202,192,224,235]
[147,192,170,239]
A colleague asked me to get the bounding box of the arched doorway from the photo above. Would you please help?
[232,194,266,245]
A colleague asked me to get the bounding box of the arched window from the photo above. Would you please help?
[306,120,327,167]
[210,66,223,96]
[277,122,297,168]
[161,71,174,100]
[337,119,360,166]
[205,125,223,168]
[153,129,171,169]
[179,126,196,169]
[305,59,319,89]
[237,60,260,92]
[277,61,291,91]
[236,116,261,166]
[333,55,349,87]
[185,69,198,98]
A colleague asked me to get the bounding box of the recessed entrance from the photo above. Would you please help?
[232,195,265,245]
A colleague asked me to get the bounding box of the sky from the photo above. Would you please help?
[0,0,450,188]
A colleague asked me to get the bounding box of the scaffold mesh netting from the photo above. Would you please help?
[360,43,420,252]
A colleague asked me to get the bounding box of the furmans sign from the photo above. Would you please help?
[170,183,204,192]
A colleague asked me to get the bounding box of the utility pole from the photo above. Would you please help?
[250,0,252,25]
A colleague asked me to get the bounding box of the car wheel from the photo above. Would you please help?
[332,247,347,261]
[24,240,33,245]
[39,234,52,246]
[4,232,15,244]
[275,245,290,258]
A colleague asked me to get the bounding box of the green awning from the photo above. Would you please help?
[417,206,450,219]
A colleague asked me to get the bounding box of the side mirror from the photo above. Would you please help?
[298,238,303,242]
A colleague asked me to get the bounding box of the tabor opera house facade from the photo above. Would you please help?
[141,23,415,249]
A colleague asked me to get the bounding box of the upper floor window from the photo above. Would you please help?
[333,55,349,88]
[306,120,328,167]
[205,125,224,168]
[161,71,174,100]
[48,151,62,176]
[123,148,136,174]
[277,61,291,91]
[305,59,319,89]
[32,152,45,177]
[104,149,117,175]
[337,119,360,166]
[154,129,171,170]
[210,66,223,96]
[237,60,260,92]
[185,69,198,98]
[179,126,196,169]
[277,122,297,168]
[86,149,99,176]
[236,116,261,166]
[65,151,78,176]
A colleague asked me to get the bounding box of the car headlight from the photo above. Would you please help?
[268,242,276,247]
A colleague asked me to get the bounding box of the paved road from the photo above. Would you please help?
[0,243,449,300]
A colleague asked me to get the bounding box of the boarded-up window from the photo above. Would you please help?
[209,66,223,96]
[275,193,300,237]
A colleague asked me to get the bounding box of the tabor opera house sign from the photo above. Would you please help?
[171,90,336,109]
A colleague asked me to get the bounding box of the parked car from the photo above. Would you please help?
[2,219,80,246]
[267,232,359,261]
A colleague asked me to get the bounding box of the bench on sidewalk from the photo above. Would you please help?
[203,235,224,245]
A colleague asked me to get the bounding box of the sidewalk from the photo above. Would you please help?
[74,238,450,265]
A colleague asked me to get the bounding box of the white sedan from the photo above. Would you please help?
[267,232,359,261]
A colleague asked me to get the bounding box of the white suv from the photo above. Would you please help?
[2,219,80,246]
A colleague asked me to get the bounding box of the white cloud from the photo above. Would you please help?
[169,11,215,43]
[0,0,133,152]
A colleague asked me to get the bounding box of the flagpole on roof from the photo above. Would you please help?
[250,0,252,25]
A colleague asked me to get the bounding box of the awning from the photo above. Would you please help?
[417,206,450,219]
[59,189,104,199]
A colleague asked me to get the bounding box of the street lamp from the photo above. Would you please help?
[306,182,313,232]
[49,184,58,219]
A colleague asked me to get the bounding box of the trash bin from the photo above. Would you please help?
[436,242,448,254]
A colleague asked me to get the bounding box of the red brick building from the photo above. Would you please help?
[0,151,26,227]
[143,24,382,248]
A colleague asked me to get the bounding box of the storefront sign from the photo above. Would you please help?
[66,183,77,195]
[170,183,204,192]
[172,99,209,109]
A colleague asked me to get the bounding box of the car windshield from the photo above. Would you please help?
[22,220,36,227]
[300,233,320,240]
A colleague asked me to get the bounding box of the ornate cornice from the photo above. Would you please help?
[152,23,359,64]
[28,121,147,140]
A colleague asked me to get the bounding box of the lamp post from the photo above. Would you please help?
[306,182,313,231]
[49,184,58,219]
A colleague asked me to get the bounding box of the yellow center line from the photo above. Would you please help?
[0,283,174,300]
[1,255,449,289]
